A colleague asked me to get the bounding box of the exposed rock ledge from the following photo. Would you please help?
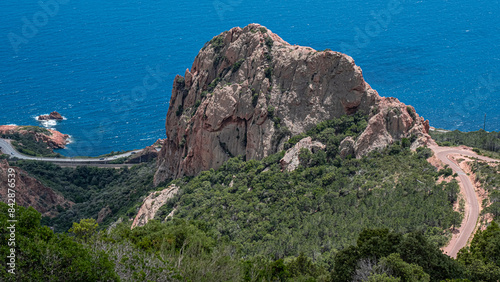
[154,23,430,185]
[280,137,326,172]
[0,125,70,149]
[131,184,179,229]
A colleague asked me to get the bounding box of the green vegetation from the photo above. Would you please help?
[332,228,466,281]
[0,203,118,281]
[232,58,245,72]
[470,161,500,219]
[430,129,500,158]
[18,126,52,135]
[267,105,275,117]
[457,221,500,281]
[1,131,63,158]
[175,76,185,88]
[264,67,273,81]
[265,36,274,49]
[252,88,259,107]
[208,77,221,92]
[5,116,500,280]
[107,157,128,164]
[14,160,157,232]
[6,201,499,281]
[210,35,225,52]
[151,114,460,266]
[175,104,183,116]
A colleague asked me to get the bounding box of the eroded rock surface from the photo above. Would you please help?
[0,160,72,217]
[154,24,430,185]
[280,137,325,172]
[131,184,179,228]
[339,136,355,159]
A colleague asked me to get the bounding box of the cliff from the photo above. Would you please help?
[154,24,430,185]
[0,160,72,217]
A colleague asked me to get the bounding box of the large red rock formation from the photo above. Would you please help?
[154,24,430,185]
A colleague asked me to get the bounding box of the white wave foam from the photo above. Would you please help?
[38,119,57,128]
[34,114,48,121]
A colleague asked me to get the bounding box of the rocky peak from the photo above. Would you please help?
[154,24,430,185]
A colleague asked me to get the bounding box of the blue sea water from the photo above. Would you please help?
[0,0,499,156]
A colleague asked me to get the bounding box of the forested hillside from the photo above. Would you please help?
[3,116,500,281]
[13,160,157,232]
[155,114,461,261]
[3,202,499,281]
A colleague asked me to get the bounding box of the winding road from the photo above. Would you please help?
[0,138,145,164]
[431,144,499,258]
[3,136,496,256]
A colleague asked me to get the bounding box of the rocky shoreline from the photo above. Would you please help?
[0,125,70,149]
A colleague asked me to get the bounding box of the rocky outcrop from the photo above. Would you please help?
[0,125,70,149]
[154,24,430,185]
[131,184,179,229]
[38,111,64,120]
[126,145,159,164]
[354,101,431,157]
[339,136,356,159]
[0,160,72,217]
[280,137,325,171]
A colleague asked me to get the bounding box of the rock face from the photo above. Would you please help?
[38,111,64,120]
[0,160,72,217]
[0,125,70,149]
[280,137,325,172]
[154,24,430,185]
[131,185,179,229]
[354,100,431,158]
[126,145,159,164]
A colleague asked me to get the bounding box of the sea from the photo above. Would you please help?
[1,0,499,157]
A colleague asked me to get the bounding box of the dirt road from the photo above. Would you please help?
[430,144,498,258]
